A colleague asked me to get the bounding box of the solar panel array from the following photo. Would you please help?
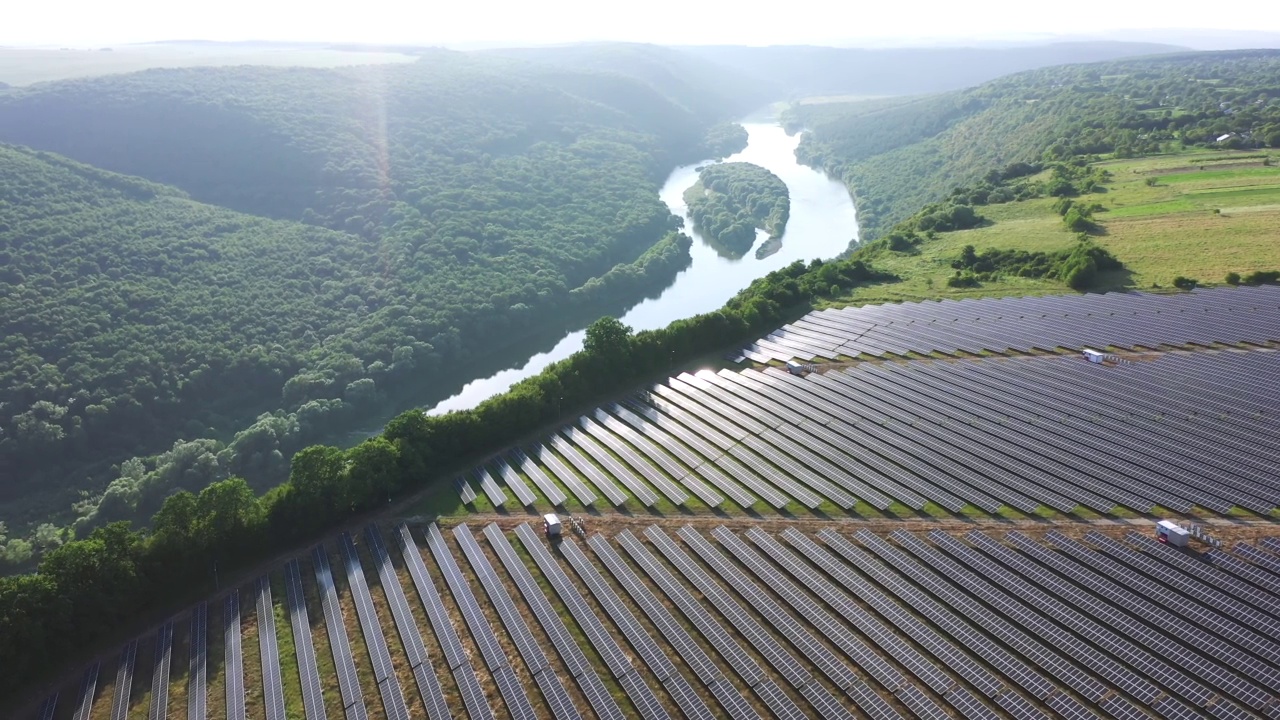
[34,524,1280,720]
[449,345,1280,517]
[28,284,1280,720]
[733,284,1280,363]
[339,531,410,720]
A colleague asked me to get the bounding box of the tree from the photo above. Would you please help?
[150,490,199,555]
[583,317,634,364]
[288,445,347,513]
[193,478,264,556]
[346,437,401,508]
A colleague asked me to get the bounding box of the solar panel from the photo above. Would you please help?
[860,530,1108,701]
[513,524,667,719]
[963,532,1226,709]
[511,448,569,506]
[482,524,623,720]
[222,591,245,720]
[1052,532,1280,672]
[473,467,508,507]
[147,620,173,720]
[311,545,369,720]
[494,458,538,506]
[283,560,329,720]
[187,605,206,720]
[1010,532,1274,709]
[587,534,761,719]
[425,523,533,719]
[453,524,578,719]
[109,640,137,720]
[363,526,449,720]
[71,662,100,720]
[253,577,287,720]
[396,525,492,719]
[819,530,1059,700]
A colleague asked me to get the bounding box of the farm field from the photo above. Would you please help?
[39,521,1280,719]
[1092,153,1280,286]
[829,149,1280,306]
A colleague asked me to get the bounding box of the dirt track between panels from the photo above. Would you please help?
[434,511,1280,546]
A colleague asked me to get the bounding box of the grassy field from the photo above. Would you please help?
[0,43,416,86]
[827,148,1280,308]
[1092,151,1280,286]
[827,192,1082,308]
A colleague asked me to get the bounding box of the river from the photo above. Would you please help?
[421,113,860,415]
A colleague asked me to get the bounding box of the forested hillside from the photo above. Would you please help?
[0,48,754,561]
[789,49,1280,240]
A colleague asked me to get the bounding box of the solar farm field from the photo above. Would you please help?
[29,286,1280,719]
[456,312,1280,519]
[36,522,1280,719]
[735,284,1280,364]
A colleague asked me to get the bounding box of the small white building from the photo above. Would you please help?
[1156,520,1190,547]
[1082,348,1106,364]
[543,513,562,538]
[786,360,806,375]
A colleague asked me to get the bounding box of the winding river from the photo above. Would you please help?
[423,113,860,415]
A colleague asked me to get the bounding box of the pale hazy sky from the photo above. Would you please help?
[6,0,1279,47]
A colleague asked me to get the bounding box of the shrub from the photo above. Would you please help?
[1225,272,1241,285]
[1172,276,1199,290]
[1242,270,1280,285]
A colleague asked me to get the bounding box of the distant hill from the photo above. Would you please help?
[786,49,1280,239]
[0,42,418,86]
[682,41,1187,96]
[0,50,724,222]
[485,43,769,123]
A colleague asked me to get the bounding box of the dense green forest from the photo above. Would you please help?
[788,49,1280,240]
[684,162,790,256]
[0,48,758,561]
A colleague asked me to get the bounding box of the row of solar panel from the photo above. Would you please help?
[734,285,1280,363]
[45,524,1280,720]
[450,349,1280,520]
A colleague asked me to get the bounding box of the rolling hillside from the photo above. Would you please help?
[0,48,754,552]
[788,49,1280,241]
